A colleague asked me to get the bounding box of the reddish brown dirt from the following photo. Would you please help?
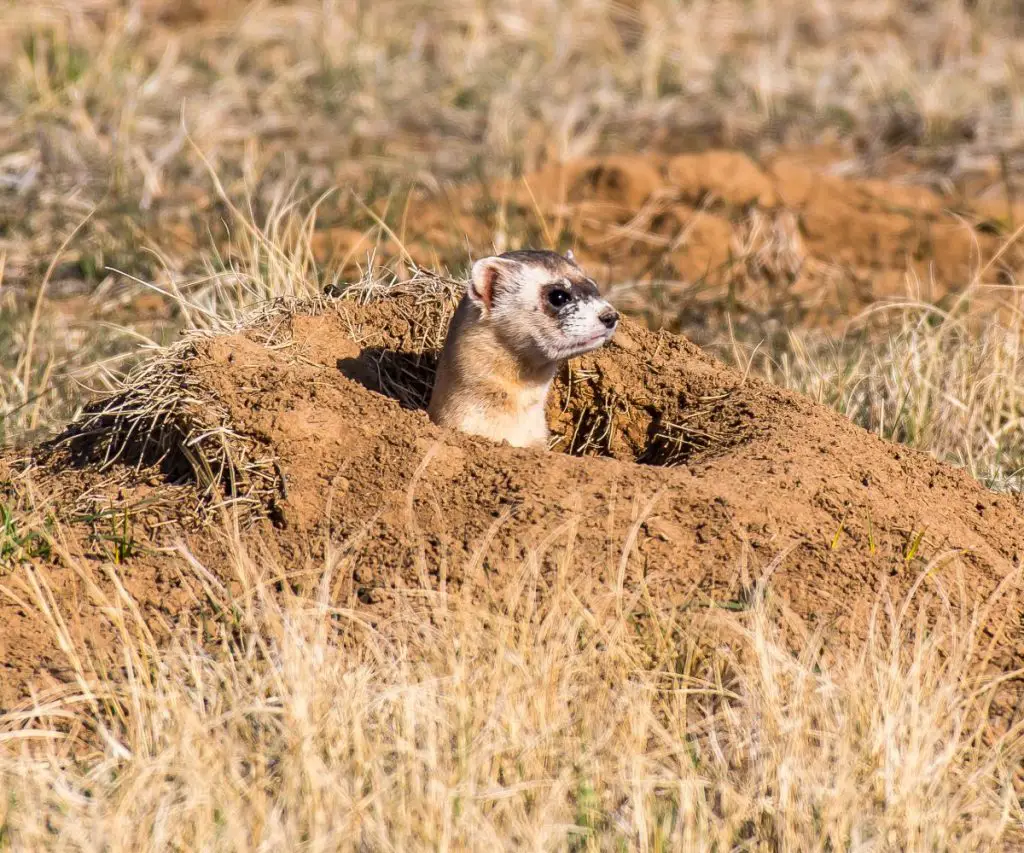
[3,289,1024,715]
[312,149,1024,332]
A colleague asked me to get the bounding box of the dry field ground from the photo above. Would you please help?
[3,0,1024,849]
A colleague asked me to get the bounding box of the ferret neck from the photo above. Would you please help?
[465,322,557,392]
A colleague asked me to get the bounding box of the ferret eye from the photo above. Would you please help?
[547,288,571,308]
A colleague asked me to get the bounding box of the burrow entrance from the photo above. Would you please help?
[31,283,762,525]
[334,340,756,469]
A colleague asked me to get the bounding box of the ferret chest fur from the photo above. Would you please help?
[428,299,556,448]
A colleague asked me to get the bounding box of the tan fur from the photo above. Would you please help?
[428,299,556,448]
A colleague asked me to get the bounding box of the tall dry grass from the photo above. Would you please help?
[1,526,1021,850]
[3,2,1024,848]
[2,171,1024,853]
[734,284,1024,491]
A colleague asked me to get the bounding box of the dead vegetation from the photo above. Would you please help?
[743,287,1024,490]
[1,537,1021,851]
[35,331,282,517]
[2,0,1024,849]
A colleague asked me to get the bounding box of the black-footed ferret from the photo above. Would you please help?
[427,249,619,448]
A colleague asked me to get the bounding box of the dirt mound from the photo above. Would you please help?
[4,274,1024,712]
[313,149,1024,334]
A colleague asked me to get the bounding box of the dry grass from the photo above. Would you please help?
[733,285,1024,491]
[3,161,1023,852]
[1,528,1022,851]
[3,0,1024,848]
[0,265,143,450]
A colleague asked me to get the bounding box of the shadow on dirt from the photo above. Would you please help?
[337,347,439,411]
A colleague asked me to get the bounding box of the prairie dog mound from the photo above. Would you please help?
[6,272,1024,711]
[124,278,1024,612]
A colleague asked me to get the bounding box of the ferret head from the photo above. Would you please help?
[467,249,619,367]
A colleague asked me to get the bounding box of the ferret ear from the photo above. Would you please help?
[564,249,577,265]
[469,257,511,313]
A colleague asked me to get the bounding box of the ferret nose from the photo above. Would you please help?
[599,309,619,329]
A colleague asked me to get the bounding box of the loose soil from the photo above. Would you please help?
[311,148,1024,334]
[3,279,1023,720]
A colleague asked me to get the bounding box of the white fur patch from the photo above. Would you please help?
[457,401,549,448]
[486,263,617,363]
